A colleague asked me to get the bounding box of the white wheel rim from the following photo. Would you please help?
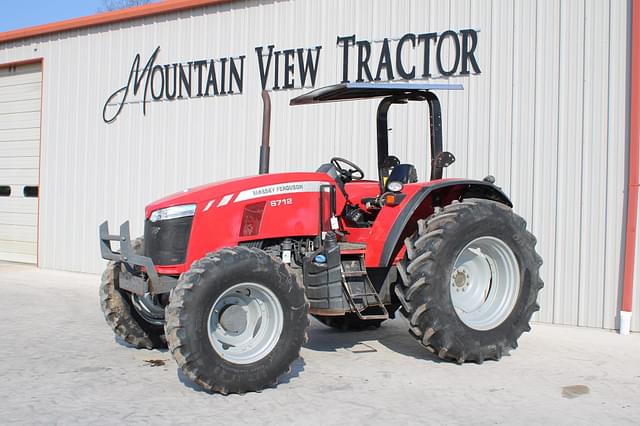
[207,282,284,364]
[450,236,520,331]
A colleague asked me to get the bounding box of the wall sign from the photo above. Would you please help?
[103,29,480,123]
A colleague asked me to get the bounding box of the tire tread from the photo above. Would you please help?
[396,198,543,364]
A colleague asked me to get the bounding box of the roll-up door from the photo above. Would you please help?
[0,62,41,264]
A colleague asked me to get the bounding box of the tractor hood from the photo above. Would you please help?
[144,172,334,218]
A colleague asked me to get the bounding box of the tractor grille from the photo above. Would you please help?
[144,216,193,265]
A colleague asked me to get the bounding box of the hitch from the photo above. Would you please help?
[99,221,176,295]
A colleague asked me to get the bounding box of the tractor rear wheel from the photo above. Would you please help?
[313,313,385,330]
[99,238,166,349]
[395,199,543,363]
[165,247,309,394]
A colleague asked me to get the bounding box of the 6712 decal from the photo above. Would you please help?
[270,198,293,207]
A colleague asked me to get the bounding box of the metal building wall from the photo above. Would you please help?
[0,0,633,330]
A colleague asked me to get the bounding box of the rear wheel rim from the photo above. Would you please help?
[207,282,284,365]
[130,293,165,326]
[450,236,520,331]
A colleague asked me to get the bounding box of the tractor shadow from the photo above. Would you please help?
[303,317,443,363]
[114,335,169,353]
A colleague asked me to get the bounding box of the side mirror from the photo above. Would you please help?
[434,151,456,168]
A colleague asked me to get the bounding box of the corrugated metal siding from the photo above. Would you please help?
[608,0,631,331]
[0,0,634,329]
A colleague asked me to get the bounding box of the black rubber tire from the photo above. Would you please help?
[395,199,543,364]
[165,247,309,394]
[313,313,385,330]
[99,238,166,349]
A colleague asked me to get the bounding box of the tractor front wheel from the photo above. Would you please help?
[99,238,166,349]
[165,247,309,394]
[395,199,543,363]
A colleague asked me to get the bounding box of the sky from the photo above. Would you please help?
[0,0,107,33]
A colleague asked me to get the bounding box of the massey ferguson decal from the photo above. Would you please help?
[234,181,327,202]
[103,29,480,123]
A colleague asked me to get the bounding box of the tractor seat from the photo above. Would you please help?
[386,164,418,190]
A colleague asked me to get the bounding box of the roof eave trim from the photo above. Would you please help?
[0,0,236,44]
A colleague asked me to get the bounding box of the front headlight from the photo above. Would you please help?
[387,181,404,192]
[149,204,197,222]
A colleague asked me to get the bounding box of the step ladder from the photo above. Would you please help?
[338,243,388,321]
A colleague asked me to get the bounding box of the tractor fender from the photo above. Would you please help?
[377,180,512,267]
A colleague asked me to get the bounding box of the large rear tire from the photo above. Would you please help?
[395,199,543,363]
[99,238,166,349]
[165,247,309,394]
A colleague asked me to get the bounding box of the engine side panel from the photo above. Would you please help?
[153,172,342,274]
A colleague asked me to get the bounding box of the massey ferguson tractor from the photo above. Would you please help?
[99,83,543,394]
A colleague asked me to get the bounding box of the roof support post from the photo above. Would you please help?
[376,97,393,186]
[426,92,444,180]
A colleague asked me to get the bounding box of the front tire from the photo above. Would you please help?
[99,238,166,349]
[165,247,309,394]
[395,199,543,363]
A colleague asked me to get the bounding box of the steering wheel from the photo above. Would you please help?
[330,157,365,182]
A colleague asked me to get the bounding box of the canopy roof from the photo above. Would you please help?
[289,82,464,105]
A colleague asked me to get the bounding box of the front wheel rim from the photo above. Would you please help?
[130,293,165,326]
[450,236,520,331]
[207,282,284,365]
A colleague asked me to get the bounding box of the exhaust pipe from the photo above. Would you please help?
[259,90,271,174]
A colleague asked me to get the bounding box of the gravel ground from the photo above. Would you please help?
[1,261,639,425]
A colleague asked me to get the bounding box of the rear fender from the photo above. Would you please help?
[374,180,512,267]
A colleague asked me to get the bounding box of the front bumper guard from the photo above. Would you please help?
[99,220,177,295]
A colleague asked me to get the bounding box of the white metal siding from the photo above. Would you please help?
[0,0,634,329]
[0,62,41,264]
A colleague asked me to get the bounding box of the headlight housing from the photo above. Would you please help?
[387,181,404,192]
[149,204,197,222]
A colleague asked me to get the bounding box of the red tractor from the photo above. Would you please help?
[99,83,543,394]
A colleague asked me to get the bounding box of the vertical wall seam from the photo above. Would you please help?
[487,0,494,172]
[509,1,516,195]
[576,0,586,325]
[552,0,563,324]
[447,0,452,173]
[531,0,538,226]
[465,0,471,178]
[601,0,613,329]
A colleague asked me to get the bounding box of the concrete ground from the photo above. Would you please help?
[1,262,639,425]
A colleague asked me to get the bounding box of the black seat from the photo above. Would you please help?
[316,163,337,175]
[316,163,347,198]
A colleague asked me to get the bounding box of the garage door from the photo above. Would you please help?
[0,62,41,264]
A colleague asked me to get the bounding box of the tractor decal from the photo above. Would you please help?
[216,194,234,207]
[234,180,327,202]
[202,199,216,212]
